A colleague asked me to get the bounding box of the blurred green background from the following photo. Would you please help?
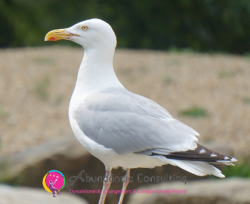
[1,0,250,53]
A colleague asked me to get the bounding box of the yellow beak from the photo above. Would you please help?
[44,29,75,41]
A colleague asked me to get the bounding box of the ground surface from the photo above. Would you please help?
[0,47,249,159]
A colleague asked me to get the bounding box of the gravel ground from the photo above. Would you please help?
[0,47,249,159]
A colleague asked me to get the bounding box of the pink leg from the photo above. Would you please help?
[98,167,112,204]
[118,169,130,204]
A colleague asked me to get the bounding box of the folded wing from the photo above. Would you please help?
[74,87,199,154]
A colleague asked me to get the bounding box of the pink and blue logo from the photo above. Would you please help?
[42,170,65,197]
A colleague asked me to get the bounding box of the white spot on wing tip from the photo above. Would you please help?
[199,149,206,154]
[224,156,229,160]
[211,153,217,157]
[231,157,237,162]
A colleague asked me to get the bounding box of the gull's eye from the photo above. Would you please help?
[81,26,88,31]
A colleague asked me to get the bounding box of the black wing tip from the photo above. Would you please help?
[151,143,237,163]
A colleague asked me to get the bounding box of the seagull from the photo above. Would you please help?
[45,19,237,204]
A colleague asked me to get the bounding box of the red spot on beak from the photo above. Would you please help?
[49,37,56,41]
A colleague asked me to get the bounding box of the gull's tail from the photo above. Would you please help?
[150,143,237,178]
[166,158,226,178]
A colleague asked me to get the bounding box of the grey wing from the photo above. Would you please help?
[74,87,199,155]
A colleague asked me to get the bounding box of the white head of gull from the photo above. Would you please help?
[45,19,237,204]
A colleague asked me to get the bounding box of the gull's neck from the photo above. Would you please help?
[74,46,123,94]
